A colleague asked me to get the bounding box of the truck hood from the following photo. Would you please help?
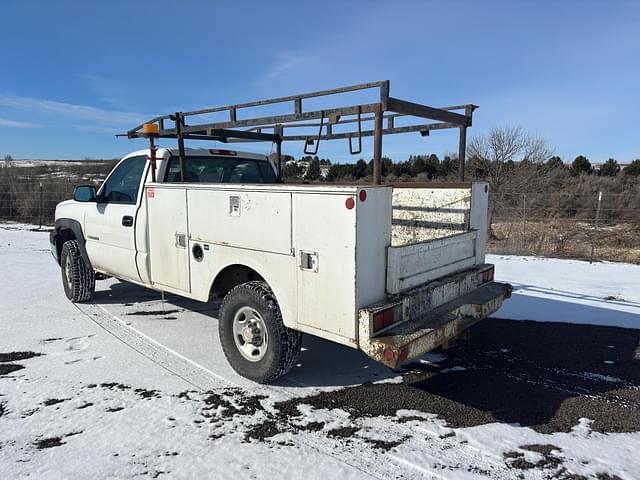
[54,199,83,224]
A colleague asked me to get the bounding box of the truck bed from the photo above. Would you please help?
[140,181,490,348]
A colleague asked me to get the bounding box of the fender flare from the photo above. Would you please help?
[53,218,93,269]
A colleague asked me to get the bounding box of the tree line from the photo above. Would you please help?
[280,144,640,184]
[278,127,640,228]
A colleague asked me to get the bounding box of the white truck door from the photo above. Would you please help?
[84,155,147,281]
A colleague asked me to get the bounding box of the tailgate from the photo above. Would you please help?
[386,183,488,295]
[387,230,478,294]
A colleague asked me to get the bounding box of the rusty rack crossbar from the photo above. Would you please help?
[122,80,476,184]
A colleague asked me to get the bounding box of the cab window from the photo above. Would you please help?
[99,156,147,204]
[164,156,277,183]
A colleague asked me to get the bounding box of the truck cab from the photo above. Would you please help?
[51,148,278,284]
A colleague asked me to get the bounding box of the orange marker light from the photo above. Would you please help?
[143,123,159,136]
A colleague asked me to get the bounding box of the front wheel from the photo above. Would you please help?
[60,240,95,302]
[219,281,302,383]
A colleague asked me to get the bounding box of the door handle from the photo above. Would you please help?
[122,215,134,227]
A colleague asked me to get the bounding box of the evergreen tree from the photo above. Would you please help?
[282,162,302,179]
[570,155,592,176]
[425,154,440,178]
[438,155,458,177]
[410,156,426,177]
[599,158,620,176]
[304,158,321,180]
[545,156,564,170]
[382,157,393,177]
[624,159,640,176]
[354,159,368,179]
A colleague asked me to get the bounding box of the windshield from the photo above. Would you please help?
[164,156,277,184]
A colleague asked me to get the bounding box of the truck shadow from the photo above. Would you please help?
[281,334,399,387]
[92,280,400,386]
[93,280,640,432]
[406,306,640,432]
[276,312,640,434]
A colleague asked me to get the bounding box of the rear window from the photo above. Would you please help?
[164,156,277,183]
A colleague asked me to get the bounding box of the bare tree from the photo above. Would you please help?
[468,127,553,237]
[468,126,553,192]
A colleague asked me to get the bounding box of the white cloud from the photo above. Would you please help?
[77,73,130,110]
[260,52,316,81]
[0,94,146,126]
[0,117,43,128]
[72,124,120,134]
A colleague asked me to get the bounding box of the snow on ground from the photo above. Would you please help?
[0,160,98,168]
[1,225,639,479]
[489,254,640,329]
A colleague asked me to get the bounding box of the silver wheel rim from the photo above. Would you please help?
[232,306,268,362]
[64,255,73,286]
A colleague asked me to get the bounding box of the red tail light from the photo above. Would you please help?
[372,304,403,333]
[345,197,355,210]
[480,266,494,284]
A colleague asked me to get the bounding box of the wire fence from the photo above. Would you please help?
[1,181,638,263]
[0,180,83,230]
[488,191,640,264]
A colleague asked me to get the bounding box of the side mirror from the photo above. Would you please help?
[73,185,97,202]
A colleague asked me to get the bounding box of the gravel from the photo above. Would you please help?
[271,319,640,434]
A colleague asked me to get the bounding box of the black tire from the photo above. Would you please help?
[60,239,95,303]
[219,281,302,383]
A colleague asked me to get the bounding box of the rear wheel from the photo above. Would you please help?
[219,281,302,383]
[60,240,95,302]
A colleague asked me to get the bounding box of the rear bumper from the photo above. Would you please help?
[359,280,512,368]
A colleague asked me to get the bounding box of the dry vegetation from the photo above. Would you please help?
[1,125,638,264]
[488,221,640,264]
[0,158,115,224]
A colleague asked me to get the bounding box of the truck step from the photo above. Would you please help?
[364,282,511,368]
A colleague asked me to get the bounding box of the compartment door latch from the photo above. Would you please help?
[300,251,319,272]
[175,232,187,248]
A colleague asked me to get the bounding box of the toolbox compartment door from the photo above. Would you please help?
[147,187,191,293]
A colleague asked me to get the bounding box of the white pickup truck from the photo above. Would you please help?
[51,82,511,383]
[51,147,510,382]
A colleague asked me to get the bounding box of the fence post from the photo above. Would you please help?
[522,193,527,238]
[39,182,43,230]
[590,191,602,264]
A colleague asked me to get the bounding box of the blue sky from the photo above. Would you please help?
[0,0,638,163]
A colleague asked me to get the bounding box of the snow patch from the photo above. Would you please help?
[489,254,640,329]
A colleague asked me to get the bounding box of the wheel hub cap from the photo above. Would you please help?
[232,307,268,362]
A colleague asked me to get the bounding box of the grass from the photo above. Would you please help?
[488,220,640,264]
